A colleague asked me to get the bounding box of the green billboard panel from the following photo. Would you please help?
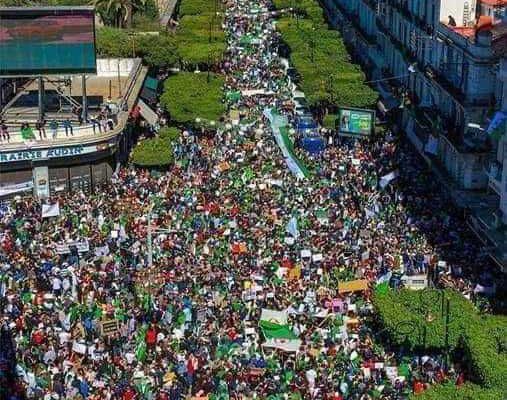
[0,7,97,76]
[338,107,375,137]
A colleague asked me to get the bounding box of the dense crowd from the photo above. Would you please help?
[0,0,503,399]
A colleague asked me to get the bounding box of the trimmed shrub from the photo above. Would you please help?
[408,383,503,400]
[373,288,507,396]
[160,72,225,124]
[131,136,174,167]
[274,2,378,109]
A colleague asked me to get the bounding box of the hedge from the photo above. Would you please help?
[173,0,225,66]
[96,27,178,68]
[373,288,507,396]
[179,0,219,16]
[408,383,503,400]
[274,2,378,109]
[131,136,174,167]
[175,14,225,65]
[160,72,225,124]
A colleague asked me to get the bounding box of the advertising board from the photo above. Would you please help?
[0,7,96,76]
[338,107,375,138]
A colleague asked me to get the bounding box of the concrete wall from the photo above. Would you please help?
[439,0,477,26]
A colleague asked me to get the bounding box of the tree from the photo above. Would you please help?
[137,34,178,68]
[90,0,146,28]
[131,136,174,167]
[160,72,225,124]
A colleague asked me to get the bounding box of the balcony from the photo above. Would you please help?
[424,64,466,104]
[487,161,503,195]
[0,58,147,156]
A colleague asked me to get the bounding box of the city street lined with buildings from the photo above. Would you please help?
[0,0,506,400]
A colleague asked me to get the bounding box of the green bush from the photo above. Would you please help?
[131,136,174,167]
[275,5,378,109]
[408,383,503,400]
[160,72,225,124]
[96,28,178,68]
[96,27,132,58]
[158,126,181,141]
[136,34,178,68]
[462,315,507,392]
[174,14,225,65]
[179,0,219,16]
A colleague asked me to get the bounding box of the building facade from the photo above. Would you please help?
[0,58,148,198]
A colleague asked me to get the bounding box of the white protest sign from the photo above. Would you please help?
[55,240,90,255]
[42,203,60,218]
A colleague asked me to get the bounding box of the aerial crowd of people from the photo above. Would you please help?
[0,0,503,399]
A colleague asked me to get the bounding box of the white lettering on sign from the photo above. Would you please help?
[0,145,99,163]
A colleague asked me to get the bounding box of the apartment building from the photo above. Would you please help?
[320,0,507,270]
[321,0,506,190]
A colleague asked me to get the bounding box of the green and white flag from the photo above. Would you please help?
[259,309,301,352]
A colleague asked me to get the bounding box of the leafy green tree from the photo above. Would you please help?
[90,0,146,28]
[131,136,174,167]
[136,34,178,68]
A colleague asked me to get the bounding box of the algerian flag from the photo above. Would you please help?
[260,309,288,325]
[375,281,389,296]
[315,209,328,224]
[135,341,147,362]
[259,309,300,352]
[262,337,302,352]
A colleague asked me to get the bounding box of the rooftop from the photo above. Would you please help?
[0,58,147,151]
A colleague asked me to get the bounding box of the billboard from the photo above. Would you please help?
[338,107,375,137]
[0,7,96,76]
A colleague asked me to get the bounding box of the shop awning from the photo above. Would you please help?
[140,77,160,103]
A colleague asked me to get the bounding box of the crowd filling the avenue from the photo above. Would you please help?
[0,0,505,399]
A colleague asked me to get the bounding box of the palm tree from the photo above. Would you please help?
[90,0,146,28]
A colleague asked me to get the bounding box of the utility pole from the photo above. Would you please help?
[147,210,153,267]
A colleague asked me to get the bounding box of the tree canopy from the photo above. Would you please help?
[160,72,225,124]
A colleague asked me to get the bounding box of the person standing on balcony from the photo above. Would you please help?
[35,119,46,140]
[63,118,73,137]
[49,120,58,139]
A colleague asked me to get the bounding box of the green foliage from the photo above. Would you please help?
[275,7,378,109]
[136,34,178,68]
[160,72,225,124]
[175,14,225,65]
[179,0,219,16]
[462,315,507,392]
[373,288,475,351]
[96,27,132,57]
[322,114,337,130]
[373,288,507,396]
[96,28,178,68]
[158,126,180,141]
[131,135,174,167]
[408,383,503,400]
